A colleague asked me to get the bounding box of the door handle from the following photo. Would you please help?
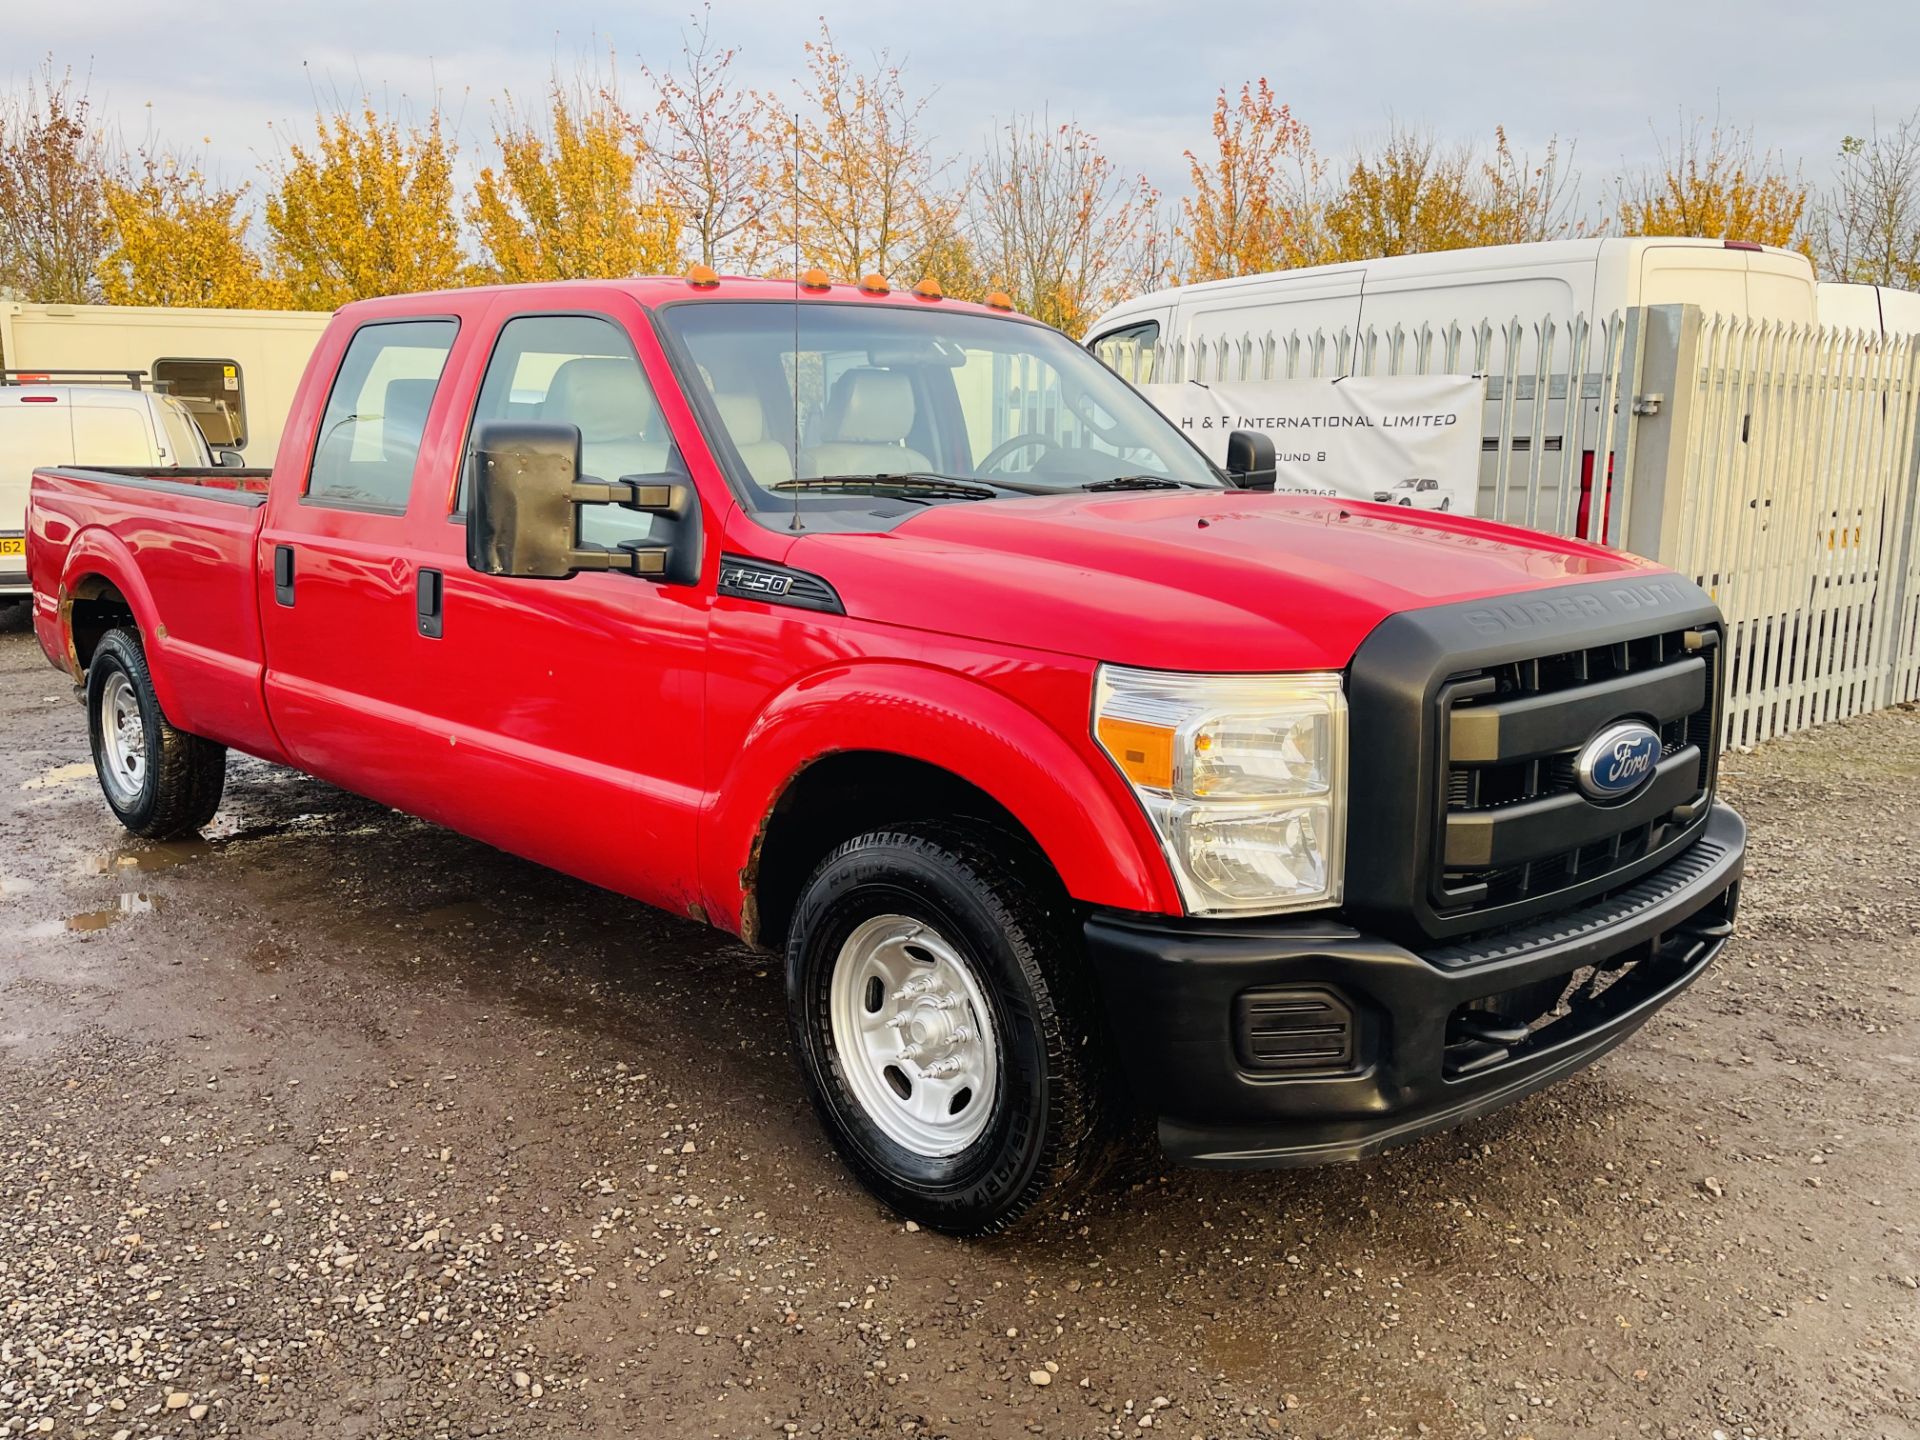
[273,545,295,607]
[416,568,444,639]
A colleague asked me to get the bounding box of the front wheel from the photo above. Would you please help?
[86,627,227,838]
[785,824,1114,1235]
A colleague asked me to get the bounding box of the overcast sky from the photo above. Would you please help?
[8,0,1918,220]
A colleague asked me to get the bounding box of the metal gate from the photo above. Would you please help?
[1624,306,1920,747]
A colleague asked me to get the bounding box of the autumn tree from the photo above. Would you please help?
[970,114,1160,332]
[1180,79,1324,282]
[263,101,467,308]
[472,77,681,282]
[1324,127,1482,259]
[1478,129,1583,245]
[635,4,772,271]
[0,63,111,304]
[762,21,964,283]
[99,152,285,308]
[1813,112,1920,287]
[1322,124,1583,260]
[1614,117,1809,250]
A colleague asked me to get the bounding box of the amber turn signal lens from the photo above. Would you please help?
[1095,716,1175,792]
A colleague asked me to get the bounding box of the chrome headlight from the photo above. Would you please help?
[1093,666,1347,916]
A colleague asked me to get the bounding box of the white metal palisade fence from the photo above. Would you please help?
[1102,306,1920,748]
[1664,314,1920,747]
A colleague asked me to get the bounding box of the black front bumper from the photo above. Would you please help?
[1087,803,1745,1167]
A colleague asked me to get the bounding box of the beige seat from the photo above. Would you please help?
[542,357,671,548]
[713,392,796,488]
[542,357,670,482]
[799,368,931,477]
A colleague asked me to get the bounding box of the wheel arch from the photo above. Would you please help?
[707,662,1179,950]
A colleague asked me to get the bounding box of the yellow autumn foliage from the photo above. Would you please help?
[471,84,683,282]
[1616,121,1810,251]
[264,104,467,308]
[99,155,287,308]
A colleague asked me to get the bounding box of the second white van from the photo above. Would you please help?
[0,378,214,601]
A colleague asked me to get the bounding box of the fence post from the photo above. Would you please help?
[1874,333,1920,705]
[1618,304,1701,564]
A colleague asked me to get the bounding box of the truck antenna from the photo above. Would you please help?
[789,112,804,534]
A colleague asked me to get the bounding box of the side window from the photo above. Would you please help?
[153,358,246,449]
[1090,320,1160,384]
[308,320,456,512]
[465,314,677,548]
[155,400,210,467]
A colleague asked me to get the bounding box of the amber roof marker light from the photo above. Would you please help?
[858,273,890,295]
[912,277,943,300]
[985,290,1015,311]
[800,268,832,291]
[686,264,721,289]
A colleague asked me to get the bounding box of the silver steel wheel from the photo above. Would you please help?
[99,670,148,805]
[828,914,1000,1158]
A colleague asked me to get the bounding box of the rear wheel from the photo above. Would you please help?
[86,627,226,838]
[785,823,1114,1235]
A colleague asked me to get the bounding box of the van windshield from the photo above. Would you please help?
[656,301,1220,522]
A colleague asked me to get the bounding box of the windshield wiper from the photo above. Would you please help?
[1081,475,1188,491]
[772,473,1026,501]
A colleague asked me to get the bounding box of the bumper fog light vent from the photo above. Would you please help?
[1232,986,1356,1074]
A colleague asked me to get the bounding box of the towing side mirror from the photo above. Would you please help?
[1224,429,1277,492]
[467,420,702,586]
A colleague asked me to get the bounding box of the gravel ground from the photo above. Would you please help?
[1,612,1917,1440]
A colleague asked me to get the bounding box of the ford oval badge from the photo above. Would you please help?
[1576,721,1661,803]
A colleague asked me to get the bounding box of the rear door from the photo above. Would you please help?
[0,397,72,578]
[256,312,468,812]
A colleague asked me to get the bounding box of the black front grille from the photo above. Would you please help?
[1435,626,1720,920]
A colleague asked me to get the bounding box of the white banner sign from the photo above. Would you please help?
[1141,375,1485,515]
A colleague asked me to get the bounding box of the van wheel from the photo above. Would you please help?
[785,823,1114,1236]
[86,627,226,838]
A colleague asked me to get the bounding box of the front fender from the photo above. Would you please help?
[702,660,1180,933]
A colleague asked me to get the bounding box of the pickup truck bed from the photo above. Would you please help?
[31,466,284,760]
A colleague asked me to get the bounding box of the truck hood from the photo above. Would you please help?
[792,491,1664,672]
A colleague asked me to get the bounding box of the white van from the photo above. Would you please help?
[1088,237,1819,372]
[0,380,213,599]
[1087,238,1821,537]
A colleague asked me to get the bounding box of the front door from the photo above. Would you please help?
[399,302,714,912]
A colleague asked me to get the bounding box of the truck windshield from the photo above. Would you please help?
[656,301,1221,521]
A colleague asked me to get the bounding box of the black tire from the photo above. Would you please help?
[85,627,226,839]
[785,822,1115,1236]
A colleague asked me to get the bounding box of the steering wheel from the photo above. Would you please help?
[976,432,1062,475]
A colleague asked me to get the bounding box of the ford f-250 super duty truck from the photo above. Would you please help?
[27,273,1745,1234]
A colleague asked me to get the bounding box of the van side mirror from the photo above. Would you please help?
[467,420,702,586]
[1224,429,1277,492]
[213,447,247,469]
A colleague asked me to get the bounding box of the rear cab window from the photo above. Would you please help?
[308,320,458,513]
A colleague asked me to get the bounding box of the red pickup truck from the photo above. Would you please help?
[27,275,1745,1234]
